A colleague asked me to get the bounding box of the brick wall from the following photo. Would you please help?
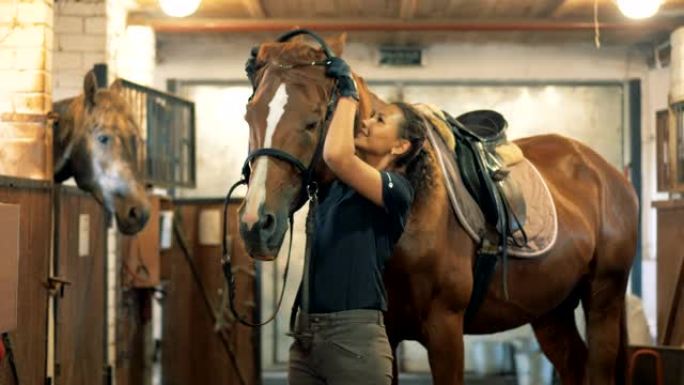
[52,0,106,101]
[52,0,155,102]
[0,0,54,180]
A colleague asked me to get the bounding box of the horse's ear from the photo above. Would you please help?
[109,78,123,93]
[355,75,372,120]
[83,70,98,110]
[326,33,347,57]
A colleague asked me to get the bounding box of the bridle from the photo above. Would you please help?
[222,29,339,327]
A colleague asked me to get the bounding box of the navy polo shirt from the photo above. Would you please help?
[307,171,414,313]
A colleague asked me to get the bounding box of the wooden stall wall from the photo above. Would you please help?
[653,200,684,346]
[53,186,108,385]
[0,177,52,385]
[161,199,258,385]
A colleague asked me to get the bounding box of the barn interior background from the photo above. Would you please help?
[0,0,684,384]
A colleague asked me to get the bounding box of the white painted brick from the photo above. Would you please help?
[82,52,106,68]
[17,1,52,24]
[57,33,105,52]
[0,98,12,114]
[0,24,49,48]
[0,70,49,93]
[44,47,52,72]
[0,49,14,70]
[12,92,50,114]
[84,16,106,35]
[54,16,83,34]
[54,52,82,69]
[55,1,105,17]
[13,48,48,71]
[53,69,84,89]
[52,87,81,102]
[44,24,53,50]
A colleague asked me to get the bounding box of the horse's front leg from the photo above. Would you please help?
[423,307,465,385]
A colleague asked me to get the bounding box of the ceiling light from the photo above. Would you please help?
[159,0,201,18]
[617,0,662,20]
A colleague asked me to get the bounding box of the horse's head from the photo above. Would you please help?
[58,71,150,235]
[238,32,374,260]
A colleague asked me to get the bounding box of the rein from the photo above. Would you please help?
[222,29,338,327]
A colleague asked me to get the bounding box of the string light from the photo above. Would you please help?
[617,0,662,20]
[158,0,201,18]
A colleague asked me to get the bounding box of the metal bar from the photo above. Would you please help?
[121,79,193,107]
[119,79,196,188]
[629,79,643,296]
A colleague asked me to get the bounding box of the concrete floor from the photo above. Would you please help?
[262,371,518,385]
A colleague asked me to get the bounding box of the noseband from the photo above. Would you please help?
[222,29,339,327]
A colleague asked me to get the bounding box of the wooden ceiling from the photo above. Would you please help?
[130,0,684,46]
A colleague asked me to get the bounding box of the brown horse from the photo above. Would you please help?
[238,34,638,385]
[53,70,150,234]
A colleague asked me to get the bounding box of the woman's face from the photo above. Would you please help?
[355,103,405,158]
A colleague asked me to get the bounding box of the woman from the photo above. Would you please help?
[288,57,428,385]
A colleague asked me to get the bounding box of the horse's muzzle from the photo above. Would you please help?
[115,203,150,235]
[239,206,287,260]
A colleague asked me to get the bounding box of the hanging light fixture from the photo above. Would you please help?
[616,0,662,20]
[159,0,201,18]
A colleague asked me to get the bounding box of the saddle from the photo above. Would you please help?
[448,110,527,237]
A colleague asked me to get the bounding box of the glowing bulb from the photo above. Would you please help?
[159,0,201,18]
[617,0,662,20]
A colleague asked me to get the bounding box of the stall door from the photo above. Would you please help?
[54,186,107,385]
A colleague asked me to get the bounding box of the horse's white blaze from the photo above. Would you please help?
[93,157,131,212]
[242,83,288,230]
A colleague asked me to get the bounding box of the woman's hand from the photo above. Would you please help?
[325,57,359,101]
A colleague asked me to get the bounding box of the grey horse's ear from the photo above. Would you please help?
[83,70,98,110]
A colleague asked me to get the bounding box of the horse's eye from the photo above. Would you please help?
[305,122,317,131]
[97,134,111,145]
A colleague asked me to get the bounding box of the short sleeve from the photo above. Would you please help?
[381,171,414,222]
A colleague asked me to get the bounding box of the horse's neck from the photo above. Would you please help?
[53,97,81,181]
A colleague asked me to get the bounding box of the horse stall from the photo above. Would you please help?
[0,177,52,385]
[160,199,259,385]
[52,186,109,385]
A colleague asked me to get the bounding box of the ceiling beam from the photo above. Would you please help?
[241,0,266,18]
[399,0,418,20]
[538,0,568,18]
[128,15,680,33]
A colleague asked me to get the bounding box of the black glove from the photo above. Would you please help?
[325,57,359,101]
[245,46,259,86]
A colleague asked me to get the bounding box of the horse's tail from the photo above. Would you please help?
[616,300,629,385]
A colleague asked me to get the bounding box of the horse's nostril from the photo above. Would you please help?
[262,212,276,232]
[128,207,141,220]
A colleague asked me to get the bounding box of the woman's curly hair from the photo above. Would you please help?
[393,102,435,195]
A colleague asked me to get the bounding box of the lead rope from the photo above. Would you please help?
[221,178,296,327]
